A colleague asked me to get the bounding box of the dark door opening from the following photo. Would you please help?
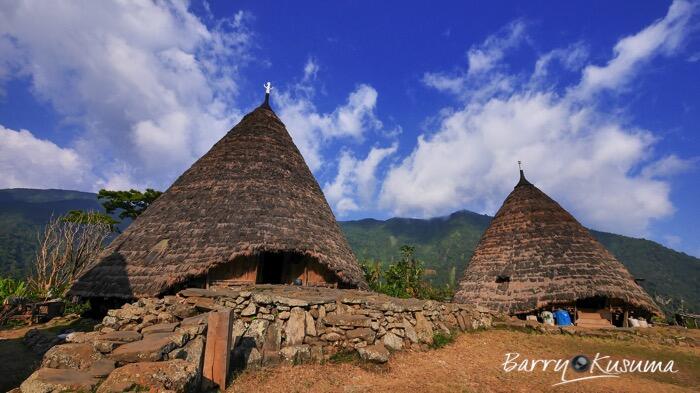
[257,252,284,284]
[576,296,607,310]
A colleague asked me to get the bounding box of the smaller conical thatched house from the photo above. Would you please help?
[71,90,367,300]
[453,170,662,325]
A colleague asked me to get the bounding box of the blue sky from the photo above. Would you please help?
[0,1,698,256]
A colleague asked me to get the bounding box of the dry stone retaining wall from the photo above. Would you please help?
[16,285,493,393]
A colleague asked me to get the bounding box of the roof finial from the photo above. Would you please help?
[516,160,531,187]
[262,81,273,109]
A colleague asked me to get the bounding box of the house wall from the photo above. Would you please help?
[206,253,338,288]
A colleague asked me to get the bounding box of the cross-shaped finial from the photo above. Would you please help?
[518,160,522,170]
[264,82,273,94]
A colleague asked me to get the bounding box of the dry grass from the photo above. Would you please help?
[228,328,700,393]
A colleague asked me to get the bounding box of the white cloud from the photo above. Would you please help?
[303,57,320,81]
[0,125,91,189]
[531,42,589,81]
[663,234,682,248]
[324,144,397,215]
[276,83,383,171]
[422,21,527,101]
[381,0,696,236]
[0,0,252,190]
[641,155,696,178]
[467,20,527,75]
[575,0,696,98]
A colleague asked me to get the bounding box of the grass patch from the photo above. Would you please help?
[431,331,457,349]
[328,350,359,364]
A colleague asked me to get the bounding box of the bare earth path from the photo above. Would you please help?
[229,329,700,393]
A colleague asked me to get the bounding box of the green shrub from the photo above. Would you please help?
[64,300,91,316]
[361,245,455,301]
[328,350,358,364]
[431,331,456,349]
[0,277,31,303]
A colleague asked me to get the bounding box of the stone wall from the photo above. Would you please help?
[15,285,493,393]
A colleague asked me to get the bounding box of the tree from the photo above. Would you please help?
[63,210,119,232]
[361,245,455,301]
[30,215,111,298]
[97,188,162,220]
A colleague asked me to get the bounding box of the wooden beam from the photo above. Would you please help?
[203,309,233,390]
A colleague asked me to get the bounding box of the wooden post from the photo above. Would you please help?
[203,309,233,390]
[623,309,629,328]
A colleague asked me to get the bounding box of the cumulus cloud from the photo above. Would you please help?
[423,20,527,98]
[641,155,696,178]
[0,125,91,189]
[324,144,398,215]
[575,0,696,98]
[0,0,253,190]
[381,0,696,235]
[276,83,383,171]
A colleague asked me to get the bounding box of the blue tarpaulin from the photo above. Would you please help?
[553,309,573,326]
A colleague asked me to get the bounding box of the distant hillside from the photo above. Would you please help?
[0,189,697,314]
[0,189,104,277]
[340,211,700,314]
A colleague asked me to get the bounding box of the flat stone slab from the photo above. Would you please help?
[109,332,178,364]
[324,314,372,328]
[41,343,102,370]
[357,343,389,363]
[142,322,179,335]
[98,330,142,342]
[20,368,99,393]
[96,360,198,393]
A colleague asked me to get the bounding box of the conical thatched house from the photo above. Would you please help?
[71,92,367,300]
[453,170,662,325]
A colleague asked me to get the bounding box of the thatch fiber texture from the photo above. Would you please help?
[453,171,662,317]
[71,105,366,298]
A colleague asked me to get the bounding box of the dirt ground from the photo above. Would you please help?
[0,316,96,392]
[228,328,700,393]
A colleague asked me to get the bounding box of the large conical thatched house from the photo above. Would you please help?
[453,170,662,325]
[71,91,367,299]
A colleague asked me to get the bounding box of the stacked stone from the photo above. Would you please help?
[178,285,492,367]
[16,285,492,393]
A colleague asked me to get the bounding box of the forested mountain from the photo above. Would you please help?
[0,189,697,313]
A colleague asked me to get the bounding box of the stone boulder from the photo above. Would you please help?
[284,307,306,345]
[20,368,99,393]
[96,359,198,393]
[41,343,102,370]
[109,332,178,364]
[142,322,179,335]
[357,343,390,363]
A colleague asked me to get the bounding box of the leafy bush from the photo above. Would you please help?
[430,331,456,349]
[0,277,31,303]
[361,245,455,301]
[64,299,91,316]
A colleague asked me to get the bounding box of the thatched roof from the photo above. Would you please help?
[71,100,367,299]
[453,170,662,317]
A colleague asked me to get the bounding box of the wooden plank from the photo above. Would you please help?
[202,309,233,390]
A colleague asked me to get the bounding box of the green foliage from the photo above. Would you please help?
[430,331,456,349]
[361,245,454,301]
[328,350,359,364]
[341,213,700,314]
[0,277,30,302]
[98,188,162,220]
[62,210,119,231]
[382,245,423,298]
[64,300,91,316]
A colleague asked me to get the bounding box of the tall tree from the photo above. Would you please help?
[98,188,162,220]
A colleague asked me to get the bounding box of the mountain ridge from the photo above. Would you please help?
[0,188,697,314]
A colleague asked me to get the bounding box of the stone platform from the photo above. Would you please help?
[15,285,493,393]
